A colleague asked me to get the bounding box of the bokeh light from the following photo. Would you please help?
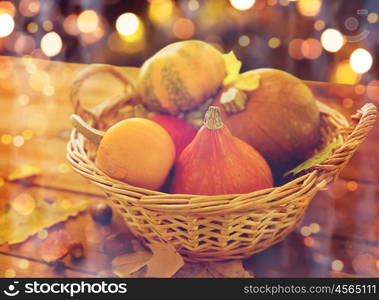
[12,193,36,216]
[350,48,373,74]
[173,18,195,39]
[332,60,359,85]
[63,14,80,36]
[268,37,281,48]
[301,38,322,59]
[116,12,140,36]
[230,0,256,11]
[19,0,40,17]
[367,12,378,24]
[321,28,344,52]
[148,0,174,25]
[239,35,250,47]
[41,32,62,57]
[77,10,99,33]
[288,38,305,60]
[296,0,322,17]
[331,259,344,272]
[314,19,325,31]
[0,1,16,16]
[0,13,15,38]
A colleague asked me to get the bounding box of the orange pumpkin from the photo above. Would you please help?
[213,69,321,177]
[170,106,273,195]
[138,40,226,115]
[95,118,176,190]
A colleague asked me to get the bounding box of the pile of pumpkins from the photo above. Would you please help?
[89,40,321,196]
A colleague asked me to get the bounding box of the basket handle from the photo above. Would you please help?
[70,64,137,125]
[315,103,377,182]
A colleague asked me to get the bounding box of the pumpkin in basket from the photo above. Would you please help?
[137,40,226,115]
[71,115,176,190]
[213,68,321,177]
[171,106,273,195]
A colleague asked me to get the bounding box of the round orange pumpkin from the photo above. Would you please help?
[213,68,321,176]
[137,40,226,115]
[95,118,176,190]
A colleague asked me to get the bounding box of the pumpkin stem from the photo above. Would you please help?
[133,104,149,118]
[220,87,247,113]
[71,114,104,145]
[204,106,223,130]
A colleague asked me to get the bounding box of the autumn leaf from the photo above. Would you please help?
[284,140,340,177]
[39,230,72,262]
[112,241,184,278]
[223,51,242,85]
[7,164,41,182]
[233,72,261,91]
[0,197,89,245]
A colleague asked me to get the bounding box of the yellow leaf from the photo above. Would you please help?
[234,73,261,91]
[0,198,89,245]
[222,51,242,85]
[7,164,41,182]
[112,250,152,277]
[145,243,184,278]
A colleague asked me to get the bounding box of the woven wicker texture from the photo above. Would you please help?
[67,66,377,262]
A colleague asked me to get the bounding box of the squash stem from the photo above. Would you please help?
[204,106,223,130]
[71,114,104,145]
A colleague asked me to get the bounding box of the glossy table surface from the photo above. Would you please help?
[0,56,378,277]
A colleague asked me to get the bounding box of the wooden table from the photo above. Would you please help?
[0,56,378,278]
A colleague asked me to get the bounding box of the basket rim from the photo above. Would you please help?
[66,101,377,214]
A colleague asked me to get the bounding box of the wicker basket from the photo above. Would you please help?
[67,66,377,262]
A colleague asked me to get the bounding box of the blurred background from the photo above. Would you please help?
[0,0,378,87]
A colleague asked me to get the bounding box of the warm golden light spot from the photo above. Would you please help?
[13,136,25,147]
[38,229,48,240]
[148,0,174,25]
[0,177,5,187]
[116,12,140,36]
[267,0,277,6]
[0,13,15,38]
[230,0,256,11]
[22,129,33,140]
[12,193,36,216]
[77,10,99,33]
[300,226,311,236]
[350,48,373,74]
[346,180,358,191]
[332,259,344,272]
[296,0,321,17]
[367,12,378,24]
[332,60,359,85]
[314,19,325,31]
[342,97,353,109]
[18,259,30,270]
[309,223,320,233]
[1,134,12,145]
[321,29,344,53]
[19,0,40,17]
[28,70,50,91]
[27,22,38,34]
[173,18,195,40]
[4,268,16,278]
[268,37,281,48]
[0,1,16,16]
[239,35,250,47]
[188,0,200,11]
[41,32,63,57]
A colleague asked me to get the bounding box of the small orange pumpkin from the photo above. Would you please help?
[137,40,226,115]
[71,114,176,191]
[170,106,273,195]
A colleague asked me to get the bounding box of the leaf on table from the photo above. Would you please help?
[39,230,72,262]
[144,242,184,278]
[7,164,41,182]
[223,51,242,85]
[112,241,184,278]
[284,140,340,177]
[0,197,89,245]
